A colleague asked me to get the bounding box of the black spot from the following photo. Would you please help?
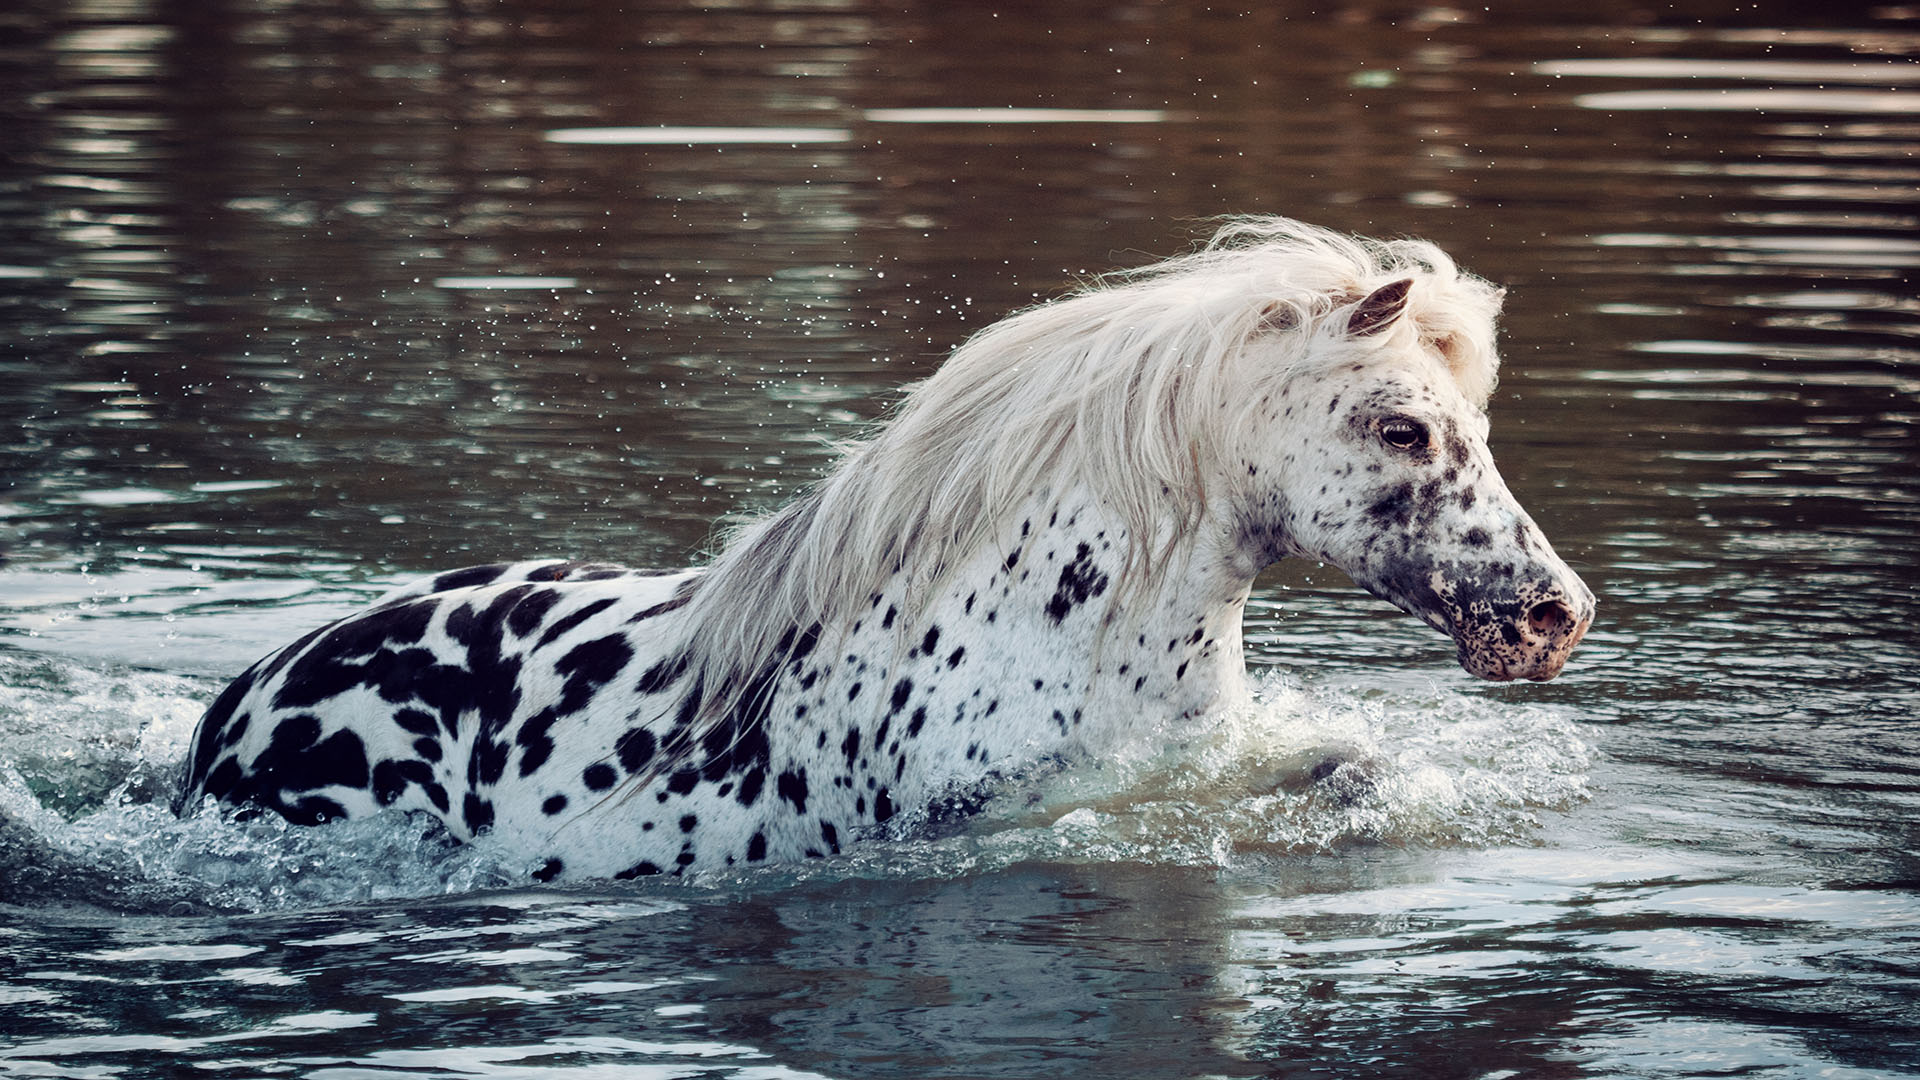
[617,727,657,773]
[679,814,698,833]
[777,768,809,814]
[907,705,927,739]
[582,762,619,791]
[736,768,765,807]
[821,821,840,854]
[542,794,568,815]
[462,793,494,834]
[636,653,689,695]
[889,678,914,715]
[615,861,662,879]
[746,831,768,862]
[1464,526,1491,547]
[553,633,634,716]
[371,760,409,806]
[506,588,564,639]
[667,671,708,737]
[534,597,617,648]
[920,625,940,656]
[433,564,509,593]
[470,736,511,787]
[1415,478,1446,522]
[532,858,564,883]
[667,767,701,795]
[516,707,560,778]
[393,708,439,738]
[946,646,966,669]
[873,787,895,823]
[881,605,897,630]
[629,592,692,622]
[1367,481,1416,530]
[841,727,861,767]
[776,621,822,668]
[1045,543,1111,624]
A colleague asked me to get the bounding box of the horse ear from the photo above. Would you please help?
[1347,278,1414,337]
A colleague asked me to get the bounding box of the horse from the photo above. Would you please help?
[176,217,1595,882]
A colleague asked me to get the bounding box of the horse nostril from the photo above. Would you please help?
[1528,599,1573,638]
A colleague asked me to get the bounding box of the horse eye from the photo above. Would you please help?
[1379,418,1427,450]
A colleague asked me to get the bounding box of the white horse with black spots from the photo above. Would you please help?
[178,217,1595,882]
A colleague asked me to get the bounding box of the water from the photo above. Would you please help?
[2,0,1917,1075]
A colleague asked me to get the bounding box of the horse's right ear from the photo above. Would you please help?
[1346,278,1414,337]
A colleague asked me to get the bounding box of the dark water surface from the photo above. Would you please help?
[3,1,1918,1077]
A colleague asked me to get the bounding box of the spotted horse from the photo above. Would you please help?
[178,217,1596,882]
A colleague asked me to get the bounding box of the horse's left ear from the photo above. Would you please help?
[1347,278,1414,337]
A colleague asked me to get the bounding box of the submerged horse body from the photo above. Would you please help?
[178,217,1595,881]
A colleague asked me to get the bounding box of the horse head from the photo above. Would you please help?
[1226,275,1595,682]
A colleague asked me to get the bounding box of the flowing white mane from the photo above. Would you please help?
[656,216,1504,755]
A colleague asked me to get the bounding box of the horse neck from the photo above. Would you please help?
[848,484,1256,773]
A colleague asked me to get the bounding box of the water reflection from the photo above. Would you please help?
[545,125,854,144]
[0,871,1258,1080]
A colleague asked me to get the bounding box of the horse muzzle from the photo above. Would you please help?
[1368,564,1597,683]
[1452,583,1595,682]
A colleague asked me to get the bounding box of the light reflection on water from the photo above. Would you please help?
[2,0,1918,1076]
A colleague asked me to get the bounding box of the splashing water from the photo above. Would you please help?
[0,652,1591,911]
[707,670,1594,888]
